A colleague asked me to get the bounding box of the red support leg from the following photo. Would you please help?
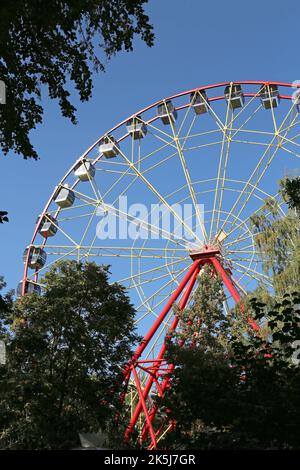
[124,260,201,445]
[210,257,259,331]
[130,259,201,364]
[139,264,201,443]
[131,366,157,448]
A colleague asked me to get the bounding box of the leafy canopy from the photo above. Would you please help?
[0,1,154,159]
[0,261,139,449]
[0,212,8,224]
[250,186,300,296]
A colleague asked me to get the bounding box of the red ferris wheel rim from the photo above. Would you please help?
[22,79,299,290]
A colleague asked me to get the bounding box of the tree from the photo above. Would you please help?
[280,176,300,214]
[171,264,228,348]
[161,291,300,449]
[160,178,300,449]
[250,191,300,297]
[0,261,139,449]
[0,1,154,159]
[167,293,300,449]
[0,276,13,323]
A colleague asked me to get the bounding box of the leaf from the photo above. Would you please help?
[0,211,9,223]
[0,1,155,159]
[272,332,284,342]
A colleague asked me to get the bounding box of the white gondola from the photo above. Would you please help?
[74,160,95,181]
[23,246,47,269]
[260,84,280,109]
[38,213,58,238]
[157,100,177,125]
[224,84,245,109]
[99,135,120,158]
[190,90,208,114]
[126,115,147,139]
[54,184,75,208]
[293,89,300,113]
[17,280,41,297]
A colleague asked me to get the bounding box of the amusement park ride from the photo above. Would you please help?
[19,81,300,448]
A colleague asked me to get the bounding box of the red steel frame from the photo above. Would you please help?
[123,246,259,448]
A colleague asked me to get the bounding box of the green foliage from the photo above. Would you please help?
[280,176,300,214]
[0,1,154,159]
[0,261,138,449]
[171,264,229,349]
[161,292,300,449]
[250,188,300,295]
[0,276,13,336]
[0,212,8,224]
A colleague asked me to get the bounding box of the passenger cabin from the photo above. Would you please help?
[157,100,177,125]
[126,115,147,139]
[224,84,245,109]
[17,280,41,297]
[260,84,280,109]
[23,246,47,270]
[38,213,58,238]
[190,90,208,114]
[54,184,75,208]
[294,89,300,113]
[99,135,119,158]
[74,160,95,181]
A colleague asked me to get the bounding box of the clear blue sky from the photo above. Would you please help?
[1,0,299,291]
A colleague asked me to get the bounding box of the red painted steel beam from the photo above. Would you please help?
[132,366,157,448]
[124,261,201,443]
[121,260,202,400]
[131,264,201,445]
[141,264,202,442]
[129,259,201,366]
[210,257,259,331]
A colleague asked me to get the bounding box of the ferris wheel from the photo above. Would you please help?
[20,81,300,448]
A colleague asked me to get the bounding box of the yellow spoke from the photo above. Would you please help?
[134,264,190,312]
[117,258,188,284]
[230,259,273,285]
[230,275,247,296]
[227,86,263,130]
[209,84,233,240]
[224,192,285,242]
[94,168,137,175]
[47,201,98,216]
[142,149,179,175]
[215,106,235,237]
[146,121,178,149]
[26,246,79,280]
[280,132,300,149]
[127,265,186,290]
[218,108,298,236]
[281,146,300,159]
[169,111,208,242]
[230,128,275,137]
[134,266,188,327]
[42,214,78,247]
[113,139,201,243]
[231,139,278,148]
